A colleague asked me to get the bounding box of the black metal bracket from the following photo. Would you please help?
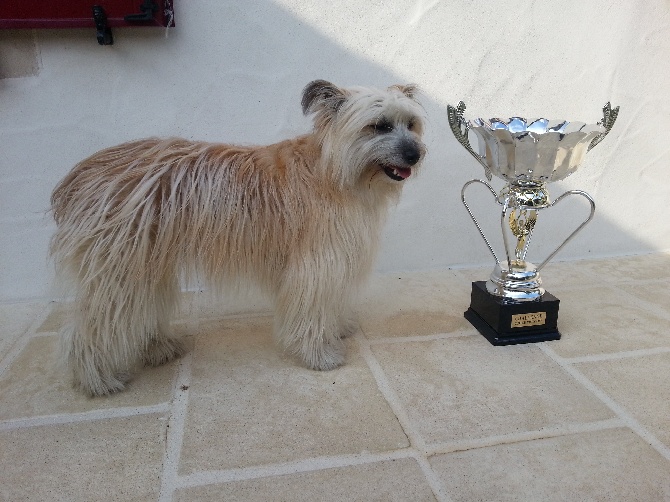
[124,0,159,22]
[92,5,114,45]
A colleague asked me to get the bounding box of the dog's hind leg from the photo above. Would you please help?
[142,331,186,367]
[141,276,186,367]
[62,283,137,396]
[63,271,180,396]
[63,321,131,396]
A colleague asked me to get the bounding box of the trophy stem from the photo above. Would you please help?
[500,197,513,271]
[498,182,549,273]
[510,208,537,261]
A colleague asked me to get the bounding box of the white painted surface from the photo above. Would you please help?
[1,1,669,301]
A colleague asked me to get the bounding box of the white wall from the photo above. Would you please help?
[1,1,669,302]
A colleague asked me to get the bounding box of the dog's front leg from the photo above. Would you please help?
[274,261,349,371]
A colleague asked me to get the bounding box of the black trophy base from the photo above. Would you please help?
[465,281,561,346]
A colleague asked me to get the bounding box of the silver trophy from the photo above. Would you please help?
[448,101,619,344]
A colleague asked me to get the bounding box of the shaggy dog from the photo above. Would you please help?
[50,80,426,396]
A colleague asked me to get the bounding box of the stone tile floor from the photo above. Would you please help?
[1,253,669,501]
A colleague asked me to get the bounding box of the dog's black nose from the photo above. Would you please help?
[401,144,422,165]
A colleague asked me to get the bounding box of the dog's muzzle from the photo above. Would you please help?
[381,142,423,181]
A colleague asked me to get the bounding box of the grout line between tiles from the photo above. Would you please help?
[0,304,52,378]
[563,346,670,364]
[0,331,33,379]
[158,352,193,502]
[357,335,452,502]
[540,343,670,462]
[0,402,170,431]
[413,455,455,502]
[357,337,427,452]
[424,417,625,456]
[175,449,417,489]
[365,330,476,345]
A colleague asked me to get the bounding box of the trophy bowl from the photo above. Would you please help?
[448,101,619,345]
[470,117,604,185]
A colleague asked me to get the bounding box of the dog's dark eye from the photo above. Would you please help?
[407,120,416,131]
[372,120,394,133]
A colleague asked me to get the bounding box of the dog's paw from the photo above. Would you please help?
[303,341,345,371]
[142,337,187,367]
[75,370,131,397]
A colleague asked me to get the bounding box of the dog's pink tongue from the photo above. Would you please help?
[397,168,412,179]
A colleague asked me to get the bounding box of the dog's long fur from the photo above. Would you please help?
[50,80,426,396]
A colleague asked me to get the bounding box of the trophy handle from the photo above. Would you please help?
[535,190,596,272]
[588,102,620,152]
[448,102,493,181]
[461,179,500,263]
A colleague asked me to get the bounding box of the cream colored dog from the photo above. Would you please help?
[51,80,426,396]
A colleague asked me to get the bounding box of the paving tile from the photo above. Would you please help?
[549,285,670,358]
[618,280,670,316]
[576,253,670,282]
[178,289,272,322]
[35,302,69,333]
[362,309,472,339]
[0,334,180,419]
[577,352,670,447]
[175,458,436,501]
[358,270,472,338]
[0,302,48,360]
[179,317,408,473]
[2,255,669,502]
[537,259,610,292]
[431,428,670,501]
[372,335,613,445]
[0,414,165,501]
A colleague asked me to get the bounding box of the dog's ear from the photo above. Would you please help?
[302,80,348,116]
[390,84,419,100]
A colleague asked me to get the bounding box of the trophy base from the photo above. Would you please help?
[464,281,561,346]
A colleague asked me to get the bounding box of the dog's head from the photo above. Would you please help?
[302,80,426,189]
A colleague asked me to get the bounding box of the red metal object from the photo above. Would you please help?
[0,0,174,29]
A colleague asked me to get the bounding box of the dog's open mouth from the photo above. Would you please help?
[382,165,412,181]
